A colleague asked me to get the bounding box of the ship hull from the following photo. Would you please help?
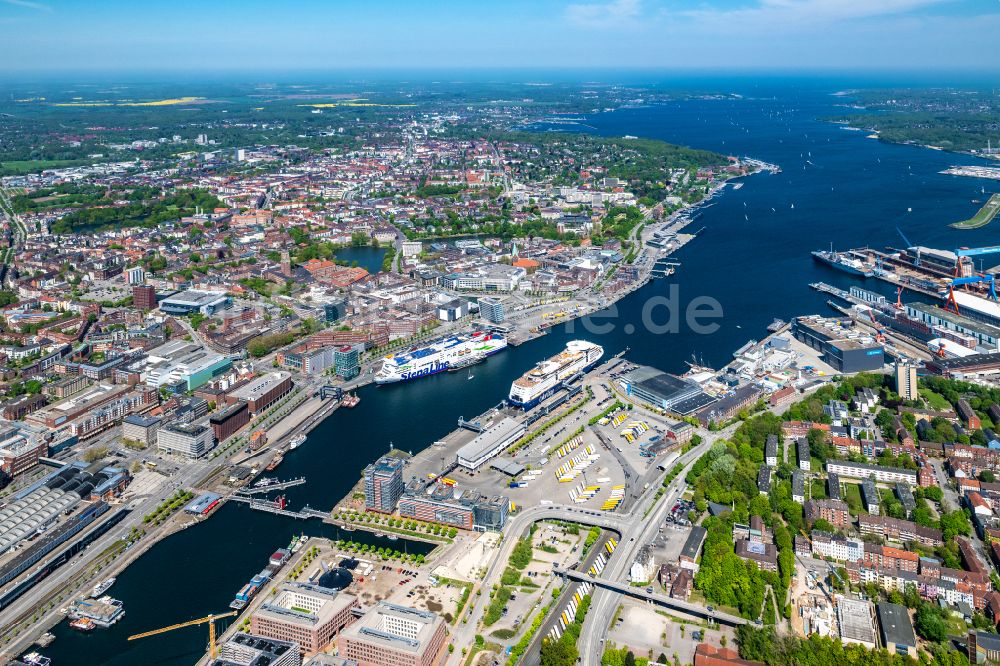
[376,334,507,384]
[811,251,874,277]
[508,341,603,409]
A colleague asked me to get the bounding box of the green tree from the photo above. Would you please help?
[915,603,948,643]
[540,637,578,666]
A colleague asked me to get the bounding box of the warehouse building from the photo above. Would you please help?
[791,315,885,372]
[619,366,715,415]
[877,603,917,658]
[210,401,250,441]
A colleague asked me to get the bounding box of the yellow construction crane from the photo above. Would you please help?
[128,611,237,658]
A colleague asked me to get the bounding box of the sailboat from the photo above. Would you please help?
[467,370,474,381]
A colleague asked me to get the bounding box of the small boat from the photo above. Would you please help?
[387,534,398,541]
[69,617,96,632]
[22,653,51,666]
[341,393,360,408]
[265,455,283,472]
[375,532,385,538]
[288,434,306,450]
[91,577,115,598]
[254,477,277,488]
[343,525,356,532]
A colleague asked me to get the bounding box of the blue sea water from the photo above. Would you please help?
[40,81,998,665]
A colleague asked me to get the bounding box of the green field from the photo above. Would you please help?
[951,193,1000,229]
[0,159,94,176]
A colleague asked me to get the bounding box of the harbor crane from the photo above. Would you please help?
[946,274,998,315]
[128,611,237,659]
[896,227,919,266]
[954,245,1000,276]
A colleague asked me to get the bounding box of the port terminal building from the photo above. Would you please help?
[455,418,525,470]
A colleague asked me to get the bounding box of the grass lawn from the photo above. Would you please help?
[844,482,867,515]
[0,158,94,176]
[919,388,952,411]
[951,193,1000,229]
[810,479,827,500]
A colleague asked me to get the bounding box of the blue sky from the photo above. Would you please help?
[1,0,998,74]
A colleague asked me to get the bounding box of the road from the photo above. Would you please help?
[577,423,739,666]
[555,568,747,627]
[520,532,613,665]
[449,422,726,664]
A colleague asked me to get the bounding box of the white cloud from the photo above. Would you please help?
[565,0,642,28]
[1,0,53,12]
[676,0,951,31]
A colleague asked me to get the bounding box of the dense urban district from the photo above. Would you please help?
[0,82,999,666]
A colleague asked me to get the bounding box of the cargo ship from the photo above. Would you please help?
[811,245,875,277]
[508,340,604,409]
[375,331,506,384]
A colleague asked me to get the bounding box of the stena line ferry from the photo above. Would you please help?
[508,340,604,409]
[375,331,507,384]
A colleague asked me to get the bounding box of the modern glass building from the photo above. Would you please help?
[478,297,505,323]
[363,456,405,513]
[334,345,361,380]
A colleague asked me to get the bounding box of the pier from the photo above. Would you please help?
[809,281,852,301]
[236,477,307,495]
[228,495,327,520]
[457,417,484,433]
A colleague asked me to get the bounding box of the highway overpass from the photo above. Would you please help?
[554,566,748,627]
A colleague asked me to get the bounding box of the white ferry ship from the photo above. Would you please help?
[375,332,507,384]
[508,340,604,409]
[90,577,115,598]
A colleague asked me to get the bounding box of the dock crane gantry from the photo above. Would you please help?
[128,611,237,658]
